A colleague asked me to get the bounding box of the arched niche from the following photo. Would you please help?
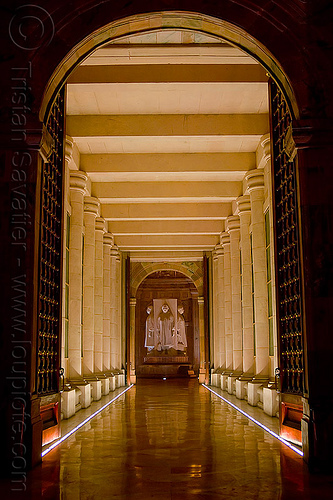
[135,270,200,379]
[130,261,203,298]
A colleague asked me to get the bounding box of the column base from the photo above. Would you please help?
[71,380,91,409]
[221,373,231,391]
[129,370,136,384]
[235,379,248,400]
[227,375,239,395]
[61,386,76,419]
[263,387,279,417]
[101,377,110,396]
[90,380,102,401]
[211,373,222,387]
[198,368,206,384]
[109,375,116,391]
[248,381,265,406]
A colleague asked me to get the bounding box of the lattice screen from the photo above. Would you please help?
[270,80,304,394]
[37,88,65,394]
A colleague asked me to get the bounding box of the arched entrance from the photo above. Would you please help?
[3,2,333,474]
[38,11,304,465]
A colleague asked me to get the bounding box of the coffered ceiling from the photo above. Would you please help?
[66,30,269,261]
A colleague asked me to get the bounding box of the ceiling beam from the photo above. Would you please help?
[80,152,255,173]
[92,180,241,201]
[101,202,231,220]
[108,219,223,234]
[67,114,269,138]
[114,233,219,248]
[68,64,268,84]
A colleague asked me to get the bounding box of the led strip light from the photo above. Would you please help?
[203,384,303,457]
[42,384,134,457]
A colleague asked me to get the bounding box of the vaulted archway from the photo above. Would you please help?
[1,1,333,476]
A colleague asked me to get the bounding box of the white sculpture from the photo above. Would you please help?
[176,306,187,351]
[156,303,176,351]
[144,305,155,351]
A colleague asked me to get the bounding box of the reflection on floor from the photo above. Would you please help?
[203,384,302,455]
[5,379,333,499]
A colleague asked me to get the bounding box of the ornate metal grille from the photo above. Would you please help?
[270,80,304,394]
[37,88,65,394]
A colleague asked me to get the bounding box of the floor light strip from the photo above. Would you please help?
[42,384,134,457]
[203,384,303,457]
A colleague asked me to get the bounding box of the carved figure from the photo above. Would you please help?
[157,303,176,351]
[176,306,187,351]
[144,305,155,351]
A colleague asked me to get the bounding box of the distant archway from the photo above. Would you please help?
[135,270,200,379]
[130,261,203,297]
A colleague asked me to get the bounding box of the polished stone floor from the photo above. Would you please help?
[6,379,333,499]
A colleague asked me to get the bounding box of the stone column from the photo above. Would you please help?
[94,217,106,374]
[226,216,242,394]
[129,297,136,384]
[68,171,87,380]
[82,197,99,376]
[216,245,225,370]
[212,247,219,372]
[236,195,254,399]
[211,244,225,387]
[220,232,232,390]
[116,253,122,370]
[103,233,113,373]
[198,296,206,384]
[246,169,269,381]
[238,195,254,376]
[110,245,120,370]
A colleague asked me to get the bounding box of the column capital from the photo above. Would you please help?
[220,231,230,247]
[246,169,264,193]
[103,232,114,247]
[213,244,224,259]
[84,196,100,216]
[226,215,240,233]
[129,298,137,307]
[111,245,120,258]
[95,217,106,233]
[65,136,74,164]
[256,133,271,169]
[237,195,251,215]
[70,170,88,194]
[198,296,204,305]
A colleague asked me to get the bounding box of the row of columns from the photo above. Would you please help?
[213,169,270,382]
[67,170,122,381]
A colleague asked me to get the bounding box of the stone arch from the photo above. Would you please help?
[40,10,300,123]
[131,262,203,297]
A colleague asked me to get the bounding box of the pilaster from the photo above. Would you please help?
[129,297,137,384]
[110,245,120,369]
[103,232,114,372]
[226,215,242,377]
[82,196,99,376]
[246,169,269,380]
[213,244,225,370]
[216,245,225,370]
[237,195,254,378]
[221,232,232,372]
[198,296,206,383]
[94,217,106,373]
[68,171,87,380]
